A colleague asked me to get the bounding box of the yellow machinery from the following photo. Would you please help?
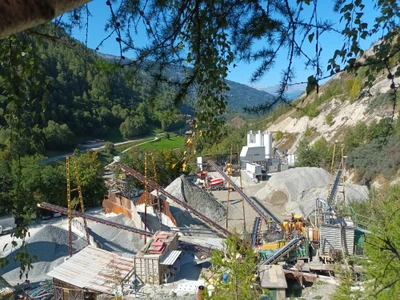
[261,240,287,251]
[282,214,306,240]
[223,163,236,176]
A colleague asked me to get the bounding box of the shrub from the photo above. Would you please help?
[325,112,333,125]
[275,131,283,141]
[367,92,396,113]
[347,135,400,182]
[104,141,115,154]
[344,78,362,103]
[318,80,343,102]
[304,126,313,137]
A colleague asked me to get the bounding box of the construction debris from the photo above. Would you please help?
[24,280,53,300]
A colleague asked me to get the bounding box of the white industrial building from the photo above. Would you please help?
[240,130,273,162]
[240,130,296,180]
[195,130,296,181]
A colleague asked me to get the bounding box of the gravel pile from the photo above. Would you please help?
[1,225,86,285]
[254,167,368,218]
[88,214,144,253]
[162,175,226,224]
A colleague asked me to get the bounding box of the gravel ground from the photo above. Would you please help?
[1,225,86,285]
[292,278,338,300]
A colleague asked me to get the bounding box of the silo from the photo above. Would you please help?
[255,130,262,146]
[247,130,253,146]
[264,131,273,159]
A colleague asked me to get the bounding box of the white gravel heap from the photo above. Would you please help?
[1,225,87,285]
[88,214,144,253]
[162,175,226,224]
[254,167,368,218]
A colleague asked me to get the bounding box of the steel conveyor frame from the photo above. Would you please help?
[120,164,231,237]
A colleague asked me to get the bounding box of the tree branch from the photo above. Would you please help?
[0,0,91,39]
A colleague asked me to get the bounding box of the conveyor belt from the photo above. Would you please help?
[38,202,153,236]
[39,202,218,254]
[258,237,300,267]
[208,160,280,224]
[328,159,346,205]
[251,217,261,248]
[120,164,231,237]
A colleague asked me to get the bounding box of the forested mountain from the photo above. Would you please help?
[0,35,188,154]
[98,52,275,112]
[225,80,274,112]
[0,34,273,155]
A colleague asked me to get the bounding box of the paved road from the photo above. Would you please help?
[41,136,156,164]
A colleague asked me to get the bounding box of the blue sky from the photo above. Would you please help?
[72,1,382,89]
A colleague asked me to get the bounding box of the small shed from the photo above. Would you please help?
[134,231,180,284]
[48,246,135,300]
[259,265,287,300]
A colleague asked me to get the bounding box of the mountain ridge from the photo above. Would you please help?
[96,51,275,112]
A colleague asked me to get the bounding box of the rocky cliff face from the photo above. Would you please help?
[267,71,400,155]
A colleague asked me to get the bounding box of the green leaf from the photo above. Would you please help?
[308,32,315,43]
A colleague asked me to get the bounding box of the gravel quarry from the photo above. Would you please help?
[0,214,146,286]
[0,167,369,292]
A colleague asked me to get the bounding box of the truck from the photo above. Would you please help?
[0,215,16,235]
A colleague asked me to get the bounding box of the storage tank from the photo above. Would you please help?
[264,131,272,159]
[247,130,254,146]
[197,157,203,171]
[255,130,262,146]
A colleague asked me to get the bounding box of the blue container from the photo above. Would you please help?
[222,273,229,283]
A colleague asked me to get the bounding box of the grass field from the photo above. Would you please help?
[138,136,185,150]
[97,138,154,164]
[114,138,154,152]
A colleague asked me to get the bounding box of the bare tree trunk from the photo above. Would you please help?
[0,0,91,39]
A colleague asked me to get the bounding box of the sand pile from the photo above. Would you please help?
[1,225,86,285]
[254,167,368,218]
[161,175,226,224]
[88,214,143,253]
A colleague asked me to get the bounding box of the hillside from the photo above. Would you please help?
[225,80,274,112]
[261,45,400,185]
[268,74,398,149]
[0,34,273,155]
[98,52,275,112]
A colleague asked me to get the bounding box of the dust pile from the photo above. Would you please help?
[1,225,86,285]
